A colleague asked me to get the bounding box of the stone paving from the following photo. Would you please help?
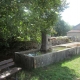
[56,42,80,48]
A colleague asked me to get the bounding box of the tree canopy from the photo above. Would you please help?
[0,0,68,42]
[53,17,72,36]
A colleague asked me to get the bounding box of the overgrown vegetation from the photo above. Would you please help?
[0,0,68,44]
[0,0,71,56]
[18,55,80,80]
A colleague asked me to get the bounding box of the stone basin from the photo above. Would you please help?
[15,42,80,70]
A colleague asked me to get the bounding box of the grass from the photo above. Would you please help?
[52,46,67,51]
[18,55,80,80]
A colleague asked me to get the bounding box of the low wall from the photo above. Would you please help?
[51,37,71,46]
[15,46,80,70]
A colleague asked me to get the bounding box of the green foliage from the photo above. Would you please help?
[53,17,72,36]
[26,0,68,33]
[0,0,68,43]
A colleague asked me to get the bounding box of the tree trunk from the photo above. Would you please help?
[41,32,46,52]
[40,31,52,52]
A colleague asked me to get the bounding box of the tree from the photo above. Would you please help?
[0,0,68,51]
[26,0,68,51]
[54,18,71,36]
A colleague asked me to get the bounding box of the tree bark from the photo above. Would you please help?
[40,31,46,52]
[40,31,52,52]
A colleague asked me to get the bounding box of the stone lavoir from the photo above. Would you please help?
[15,42,80,70]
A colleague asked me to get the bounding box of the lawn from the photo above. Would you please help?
[18,55,80,80]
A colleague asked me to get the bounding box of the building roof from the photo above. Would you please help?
[73,23,80,30]
[67,23,80,33]
[68,30,80,33]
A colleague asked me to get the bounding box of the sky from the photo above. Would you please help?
[61,0,80,26]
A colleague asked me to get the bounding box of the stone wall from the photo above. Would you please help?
[15,46,80,70]
[10,41,39,51]
[51,36,71,46]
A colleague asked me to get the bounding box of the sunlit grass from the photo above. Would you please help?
[52,46,67,51]
[18,55,80,80]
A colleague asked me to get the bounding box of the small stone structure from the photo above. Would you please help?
[41,34,52,51]
[15,42,80,70]
[45,34,52,50]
